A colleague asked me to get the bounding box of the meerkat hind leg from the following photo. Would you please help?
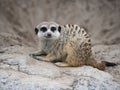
[55,62,71,67]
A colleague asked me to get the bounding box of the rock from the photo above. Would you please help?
[92,44,120,83]
[73,76,120,90]
[0,45,120,90]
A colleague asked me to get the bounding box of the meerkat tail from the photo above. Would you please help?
[102,61,117,67]
[85,60,106,70]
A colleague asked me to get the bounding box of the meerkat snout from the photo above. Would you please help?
[44,32,52,38]
[46,33,52,37]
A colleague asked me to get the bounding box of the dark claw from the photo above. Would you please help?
[29,53,36,57]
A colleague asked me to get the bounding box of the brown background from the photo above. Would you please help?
[0,0,120,47]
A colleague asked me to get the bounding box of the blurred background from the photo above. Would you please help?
[0,0,120,48]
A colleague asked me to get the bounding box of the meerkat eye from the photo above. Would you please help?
[51,27,56,32]
[40,27,47,32]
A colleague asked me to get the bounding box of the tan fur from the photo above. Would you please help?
[30,22,105,70]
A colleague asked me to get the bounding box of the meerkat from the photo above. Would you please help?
[30,21,116,70]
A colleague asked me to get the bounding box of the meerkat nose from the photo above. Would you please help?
[47,33,52,37]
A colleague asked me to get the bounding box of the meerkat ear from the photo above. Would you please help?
[58,26,61,33]
[35,27,38,35]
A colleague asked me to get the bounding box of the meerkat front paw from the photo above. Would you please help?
[29,53,35,57]
[29,50,46,57]
[29,53,43,61]
[31,55,51,62]
[30,55,44,61]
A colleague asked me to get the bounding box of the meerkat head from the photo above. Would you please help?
[34,21,62,40]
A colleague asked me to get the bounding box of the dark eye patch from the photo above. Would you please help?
[40,27,47,32]
[51,27,56,32]
[35,28,38,35]
[58,26,61,32]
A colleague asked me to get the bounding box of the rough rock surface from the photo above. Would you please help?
[0,45,120,90]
